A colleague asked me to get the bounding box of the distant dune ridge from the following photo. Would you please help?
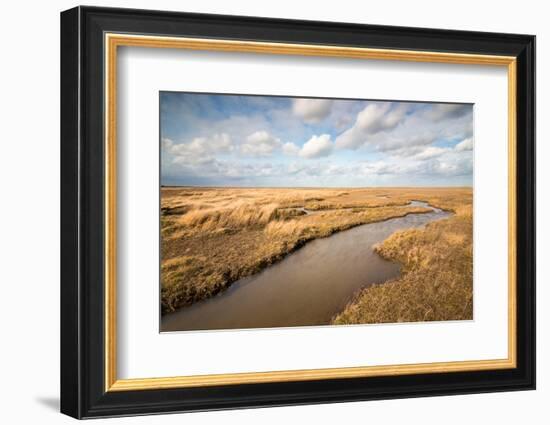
[160,187,473,326]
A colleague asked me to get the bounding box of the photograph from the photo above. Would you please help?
[159,92,474,332]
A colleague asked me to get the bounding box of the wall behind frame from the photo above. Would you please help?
[0,1,543,424]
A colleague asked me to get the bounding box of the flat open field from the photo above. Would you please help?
[160,186,472,325]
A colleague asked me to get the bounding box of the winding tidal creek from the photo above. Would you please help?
[161,201,451,332]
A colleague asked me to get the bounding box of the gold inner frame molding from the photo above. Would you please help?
[104,33,517,392]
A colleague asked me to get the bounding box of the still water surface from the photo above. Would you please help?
[161,201,450,332]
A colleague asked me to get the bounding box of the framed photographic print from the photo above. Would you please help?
[60,6,535,419]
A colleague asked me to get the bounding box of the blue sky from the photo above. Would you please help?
[160,92,473,187]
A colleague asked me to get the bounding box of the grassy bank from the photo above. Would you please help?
[332,198,473,325]
[160,187,471,314]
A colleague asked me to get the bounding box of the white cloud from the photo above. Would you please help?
[299,134,333,159]
[282,134,336,159]
[240,131,282,156]
[334,102,474,157]
[173,155,215,166]
[422,157,473,177]
[455,137,473,151]
[169,155,287,180]
[163,134,235,169]
[287,162,306,175]
[292,99,333,123]
[169,133,233,158]
[162,137,174,150]
[335,103,409,149]
[423,104,471,121]
[282,142,300,156]
[414,146,450,160]
[375,134,436,154]
[357,161,399,176]
[354,154,472,178]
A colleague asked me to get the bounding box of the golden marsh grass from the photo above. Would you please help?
[332,193,473,324]
[161,187,472,322]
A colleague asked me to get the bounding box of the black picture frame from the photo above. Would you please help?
[60,5,535,419]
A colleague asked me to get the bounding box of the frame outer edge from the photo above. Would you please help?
[522,36,536,389]
[60,6,83,419]
[531,36,536,389]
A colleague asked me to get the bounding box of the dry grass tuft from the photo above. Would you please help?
[332,204,473,325]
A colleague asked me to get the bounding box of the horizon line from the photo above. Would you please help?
[161,184,473,189]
